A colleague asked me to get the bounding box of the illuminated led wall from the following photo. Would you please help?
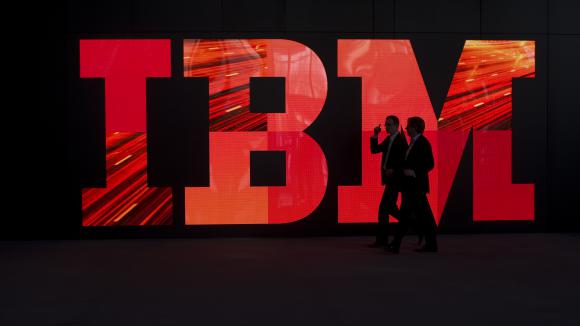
[77,38,538,230]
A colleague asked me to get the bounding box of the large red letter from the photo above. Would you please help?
[439,41,535,221]
[183,39,328,224]
[80,39,172,226]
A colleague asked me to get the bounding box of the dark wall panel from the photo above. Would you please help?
[395,0,480,33]
[66,1,223,33]
[548,36,580,230]
[374,0,395,33]
[482,0,547,34]
[549,0,580,34]
[222,0,286,32]
[287,0,374,32]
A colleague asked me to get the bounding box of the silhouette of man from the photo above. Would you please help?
[368,115,408,248]
[388,116,438,253]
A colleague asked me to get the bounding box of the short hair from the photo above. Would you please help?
[385,115,399,127]
[408,116,425,133]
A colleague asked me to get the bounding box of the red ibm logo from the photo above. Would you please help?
[79,39,535,226]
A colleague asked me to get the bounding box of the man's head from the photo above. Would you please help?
[405,116,425,138]
[385,115,399,135]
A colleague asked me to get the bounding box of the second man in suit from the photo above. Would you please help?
[388,116,438,253]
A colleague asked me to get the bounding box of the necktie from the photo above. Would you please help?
[405,137,416,160]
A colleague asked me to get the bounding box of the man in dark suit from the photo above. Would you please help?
[388,116,438,253]
[368,115,408,248]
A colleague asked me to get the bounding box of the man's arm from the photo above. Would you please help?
[370,135,383,154]
[370,125,384,154]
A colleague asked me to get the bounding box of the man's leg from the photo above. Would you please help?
[390,191,412,252]
[384,185,400,247]
[385,185,400,221]
[370,186,390,247]
[415,193,437,251]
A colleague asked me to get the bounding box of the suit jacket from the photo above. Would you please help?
[402,134,434,193]
[370,133,408,187]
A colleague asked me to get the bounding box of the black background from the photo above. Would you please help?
[6,0,579,240]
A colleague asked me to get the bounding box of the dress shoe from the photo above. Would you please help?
[417,234,424,246]
[385,243,399,254]
[367,241,385,248]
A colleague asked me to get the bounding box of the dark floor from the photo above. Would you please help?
[1,233,579,326]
